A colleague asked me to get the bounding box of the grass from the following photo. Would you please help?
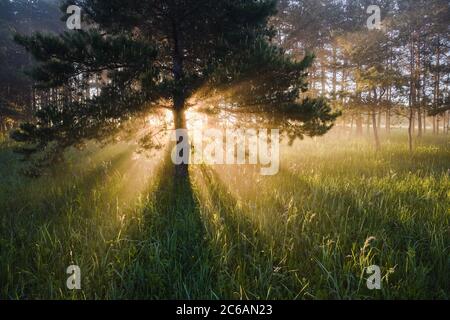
[0,131,448,299]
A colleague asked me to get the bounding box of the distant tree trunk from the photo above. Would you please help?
[436,116,440,135]
[386,51,393,135]
[446,111,450,135]
[386,109,391,134]
[409,33,418,143]
[356,114,363,136]
[408,37,414,153]
[415,37,422,138]
[378,112,382,131]
[421,68,427,135]
[443,113,447,134]
[332,49,337,96]
[340,58,348,133]
[417,107,422,138]
[310,67,317,98]
[423,112,426,134]
[408,109,414,152]
[0,117,4,133]
[320,54,326,96]
[433,38,441,136]
[433,116,436,134]
[372,111,380,150]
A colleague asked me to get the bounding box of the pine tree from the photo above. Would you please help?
[12,0,338,177]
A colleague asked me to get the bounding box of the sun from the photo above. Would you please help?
[185,109,209,131]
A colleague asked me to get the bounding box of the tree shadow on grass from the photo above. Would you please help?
[194,165,280,299]
[114,156,220,299]
[122,162,282,300]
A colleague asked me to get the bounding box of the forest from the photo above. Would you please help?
[0,0,449,300]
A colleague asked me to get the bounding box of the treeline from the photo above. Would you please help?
[1,0,449,150]
[274,0,449,149]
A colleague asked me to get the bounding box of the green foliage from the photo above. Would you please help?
[14,31,158,88]
[12,0,338,173]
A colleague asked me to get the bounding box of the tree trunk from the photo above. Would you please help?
[356,114,363,136]
[445,111,450,135]
[320,54,326,96]
[408,109,414,152]
[447,111,450,135]
[372,111,380,151]
[310,67,317,98]
[0,117,4,134]
[378,112,382,131]
[417,107,422,138]
[173,102,189,178]
[332,46,337,99]
[434,38,441,135]
[171,19,189,179]
[433,116,436,134]
[386,109,391,134]
[437,116,440,135]
[423,112,426,134]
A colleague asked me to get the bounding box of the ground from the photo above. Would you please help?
[0,131,448,299]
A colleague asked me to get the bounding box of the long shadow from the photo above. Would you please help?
[197,165,279,299]
[116,155,219,299]
[199,165,258,247]
[115,161,276,299]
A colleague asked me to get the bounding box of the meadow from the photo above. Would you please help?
[0,131,448,299]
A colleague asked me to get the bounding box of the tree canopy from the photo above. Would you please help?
[12,0,339,174]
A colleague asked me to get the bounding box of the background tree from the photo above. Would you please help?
[0,0,63,132]
[393,0,450,149]
[274,0,449,150]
